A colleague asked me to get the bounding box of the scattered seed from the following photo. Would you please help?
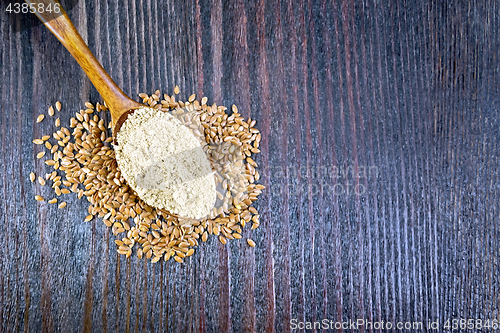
[38,176,46,186]
[58,202,66,208]
[55,101,61,111]
[37,152,45,159]
[35,195,44,201]
[36,114,45,123]
[247,238,256,247]
[30,172,35,182]
[55,118,60,127]
[48,198,57,204]
[48,106,55,116]
[31,89,264,262]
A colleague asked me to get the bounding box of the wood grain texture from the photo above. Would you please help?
[1,0,499,332]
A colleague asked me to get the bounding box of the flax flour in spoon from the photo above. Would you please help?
[114,107,216,219]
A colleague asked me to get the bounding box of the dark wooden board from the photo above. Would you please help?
[1,0,499,332]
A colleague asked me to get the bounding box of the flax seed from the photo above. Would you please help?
[31,89,264,262]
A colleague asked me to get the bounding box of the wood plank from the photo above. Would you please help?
[0,0,499,331]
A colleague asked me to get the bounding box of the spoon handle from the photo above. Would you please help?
[25,0,141,123]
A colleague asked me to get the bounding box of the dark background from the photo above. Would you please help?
[1,0,499,332]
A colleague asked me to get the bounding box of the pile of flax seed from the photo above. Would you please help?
[31,87,264,263]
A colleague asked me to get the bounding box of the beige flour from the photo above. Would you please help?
[114,107,216,219]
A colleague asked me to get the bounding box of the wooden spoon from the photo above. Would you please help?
[26,0,143,142]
